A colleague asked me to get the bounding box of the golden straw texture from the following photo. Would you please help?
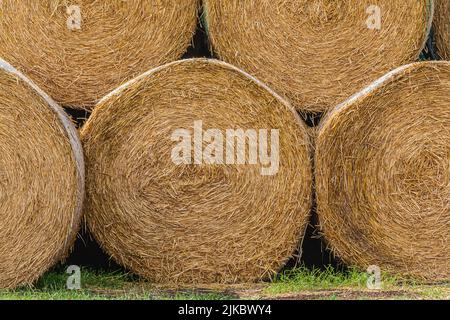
[81,59,313,285]
[434,0,450,59]
[204,0,433,113]
[0,0,199,109]
[0,59,84,289]
[316,61,450,281]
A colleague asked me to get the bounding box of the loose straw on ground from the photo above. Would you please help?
[204,0,434,113]
[315,61,450,281]
[81,59,313,285]
[0,59,84,289]
[0,0,199,109]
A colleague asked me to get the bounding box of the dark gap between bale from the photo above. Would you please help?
[0,59,84,289]
[434,0,450,60]
[283,194,343,271]
[0,0,199,109]
[64,107,91,129]
[283,119,342,272]
[315,61,450,282]
[182,3,214,59]
[298,112,323,128]
[81,59,313,285]
[422,26,439,61]
[204,0,434,113]
[64,230,124,272]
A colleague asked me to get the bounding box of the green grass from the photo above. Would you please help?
[1,270,140,300]
[0,268,237,300]
[267,266,395,294]
[0,266,448,300]
[265,266,449,300]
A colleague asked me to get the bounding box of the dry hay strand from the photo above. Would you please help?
[0,0,199,109]
[0,59,84,289]
[204,0,434,113]
[434,0,450,59]
[81,59,313,285]
[315,61,450,281]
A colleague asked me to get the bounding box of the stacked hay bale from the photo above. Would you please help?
[0,0,199,108]
[0,59,84,289]
[315,61,450,281]
[434,0,450,59]
[81,59,313,284]
[204,0,434,113]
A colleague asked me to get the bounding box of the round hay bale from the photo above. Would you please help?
[0,0,199,109]
[0,59,84,289]
[204,0,434,113]
[81,59,313,284]
[434,0,450,59]
[315,61,450,281]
